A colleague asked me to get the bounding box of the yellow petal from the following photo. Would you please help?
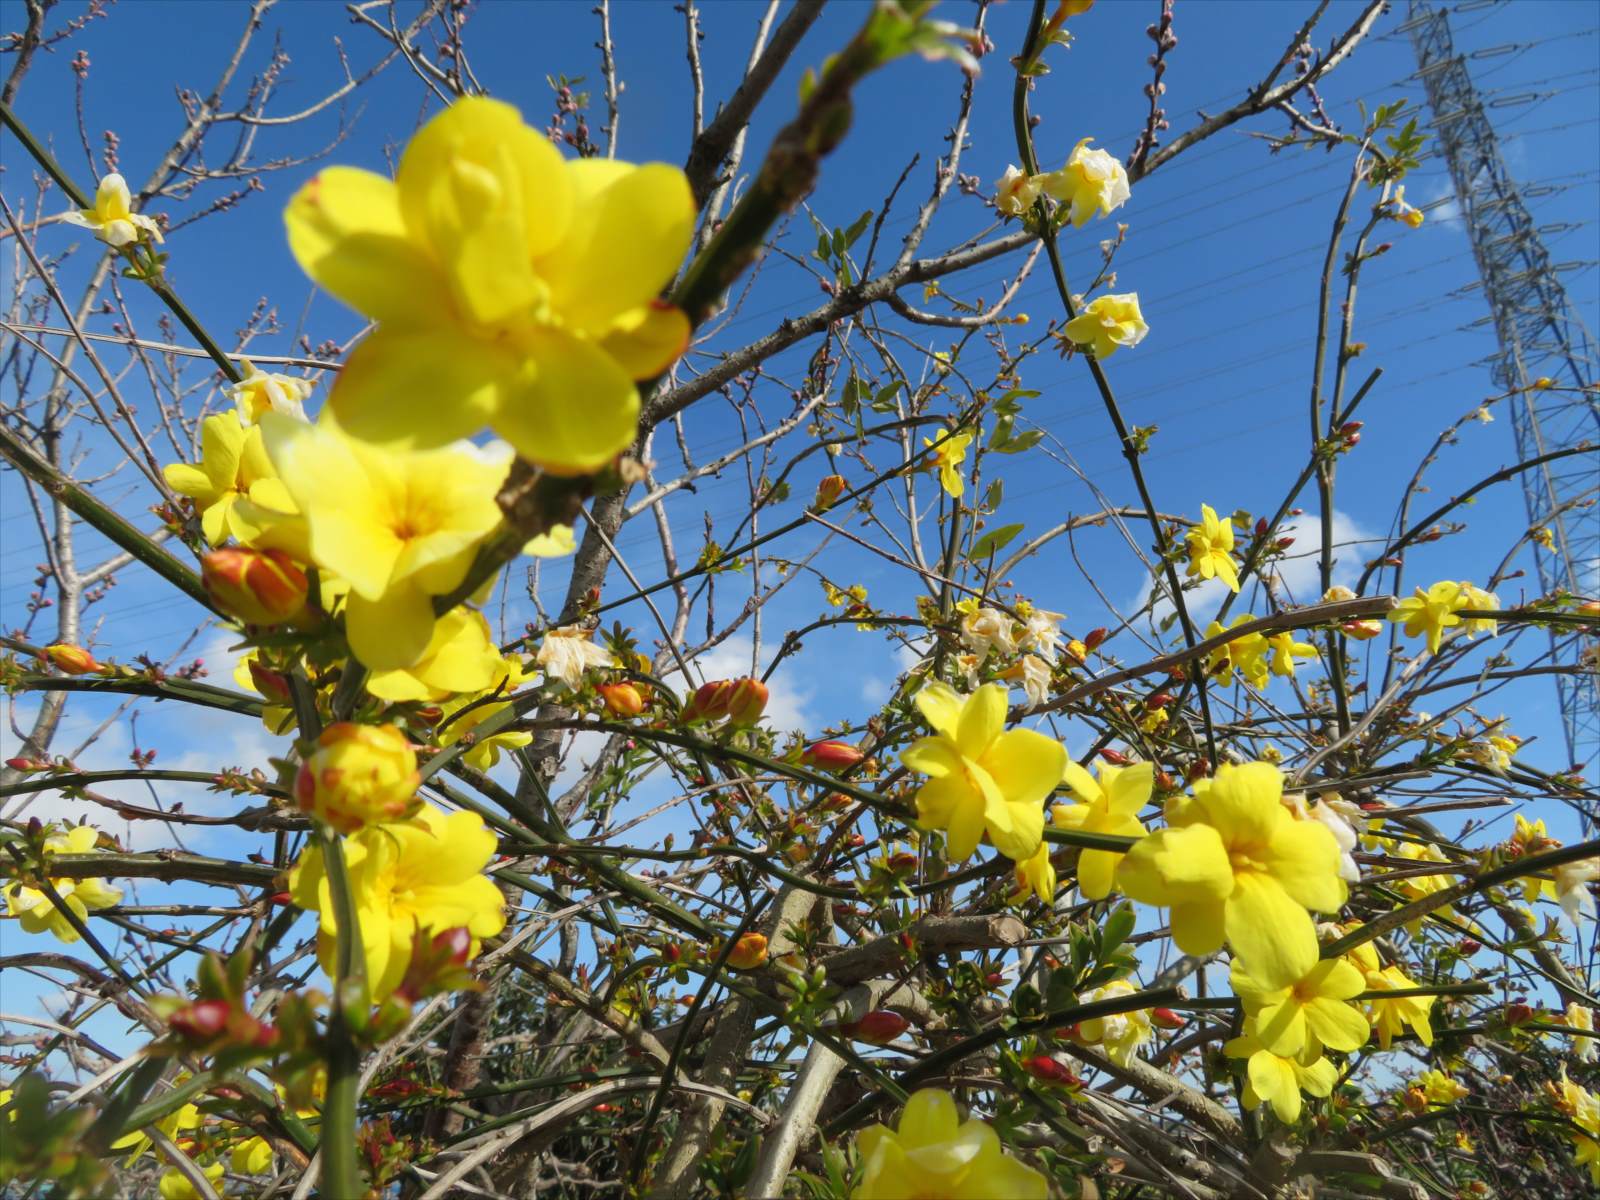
[914,682,964,739]
[600,302,692,380]
[1265,817,1347,913]
[538,160,694,333]
[1248,1050,1303,1123]
[1078,847,1121,901]
[1195,761,1282,846]
[1117,824,1233,906]
[981,729,1067,812]
[492,326,639,474]
[285,166,446,326]
[1225,872,1319,989]
[329,326,509,452]
[954,683,1006,760]
[344,586,438,670]
[1169,899,1227,955]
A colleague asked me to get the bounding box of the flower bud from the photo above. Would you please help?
[803,740,863,771]
[813,474,848,511]
[294,722,419,834]
[1151,1007,1185,1029]
[1022,1055,1081,1087]
[683,679,733,723]
[1065,638,1088,664]
[726,678,769,727]
[169,999,233,1043]
[1145,691,1173,710]
[5,757,47,772]
[202,548,308,626]
[845,1010,910,1044]
[1099,748,1130,765]
[598,681,645,718]
[43,643,102,675]
[1083,627,1110,652]
[247,660,293,705]
[726,932,769,970]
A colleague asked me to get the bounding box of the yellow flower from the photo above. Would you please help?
[1185,504,1239,593]
[1387,839,1462,932]
[1076,979,1153,1066]
[959,605,1017,658]
[1231,956,1370,1057]
[1410,1068,1468,1108]
[1052,759,1150,899]
[1063,292,1147,359]
[1471,726,1519,775]
[437,652,535,772]
[1266,630,1318,680]
[163,414,298,547]
[1011,842,1057,904]
[1391,185,1424,229]
[288,803,505,1000]
[231,1135,274,1175]
[1205,615,1269,688]
[60,173,163,248]
[294,722,420,834]
[228,358,315,425]
[1565,1002,1598,1064]
[366,608,505,703]
[261,413,509,670]
[284,97,694,474]
[1116,761,1347,987]
[1039,137,1131,227]
[922,429,973,499]
[852,1088,1047,1200]
[157,1162,225,1200]
[4,824,122,943]
[1223,1032,1337,1124]
[902,682,1067,863]
[537,624,615,691]
[1387,580,1468,654]
[1458,580,1500,636]
[994,165,1043,216]
[1344,940,1435,1050]
[525,522,577,558]
[109,1088,200,1163]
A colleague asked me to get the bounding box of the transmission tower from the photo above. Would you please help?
[1405,0,1600,775]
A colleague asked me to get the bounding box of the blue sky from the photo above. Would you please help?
[3,0,1597,1048]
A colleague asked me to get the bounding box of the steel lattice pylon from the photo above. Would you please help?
[1405,0,1600,775]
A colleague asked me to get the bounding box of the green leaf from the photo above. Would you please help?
[995,429,1043,454]
[969,523,1023,560]
[1101,903,1136,954]
[843,209,874,249]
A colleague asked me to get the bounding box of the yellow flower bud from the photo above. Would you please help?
[202,547,309,626]
[813,474,847,512]
[598,681,645,718]
[726,932,769,971]
[42,643,102,675]
[294,722,420,834]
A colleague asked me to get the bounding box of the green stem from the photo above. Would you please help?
[0,423,218,613]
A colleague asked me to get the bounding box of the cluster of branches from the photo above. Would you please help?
[1,1,1597,1198]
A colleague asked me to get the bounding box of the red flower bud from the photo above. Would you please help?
[247,660,293,705]
[1275,537,1295,550]
[985,972,1004,987]
[1099,748,1130,765]
[5,757,46,772]
[846,1010,910,1044]
[1459,938,1482,955]
[432,926,473,966]
[726,678,769,727]
[1022,1055,1081,1087]
[1151,1007,1185,1029]
[1083,627,1110,651]
[1254,518,1269,537]
[802,740,863,771]
[1146,692,1173,710]
[170,999,233,1043]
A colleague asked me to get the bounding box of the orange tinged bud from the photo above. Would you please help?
[846,1010,910,1044]
[248,660,293,704]
[726,677,769,727]
[726,933,768,971]
[813,474,847,512]
[598,681,645,718]
[42,643,102,675]
[1083,627,1110,652]
[294,722,420,834]
[202,547,308,626]
[802,740,862,771]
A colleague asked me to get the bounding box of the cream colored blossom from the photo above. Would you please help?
[1063,292,1148,359]
[960,606,1017,658]
[1040,138,1131,227]
[228,359,315,425]
[994,165,1043,216]
[537,624,614,691]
